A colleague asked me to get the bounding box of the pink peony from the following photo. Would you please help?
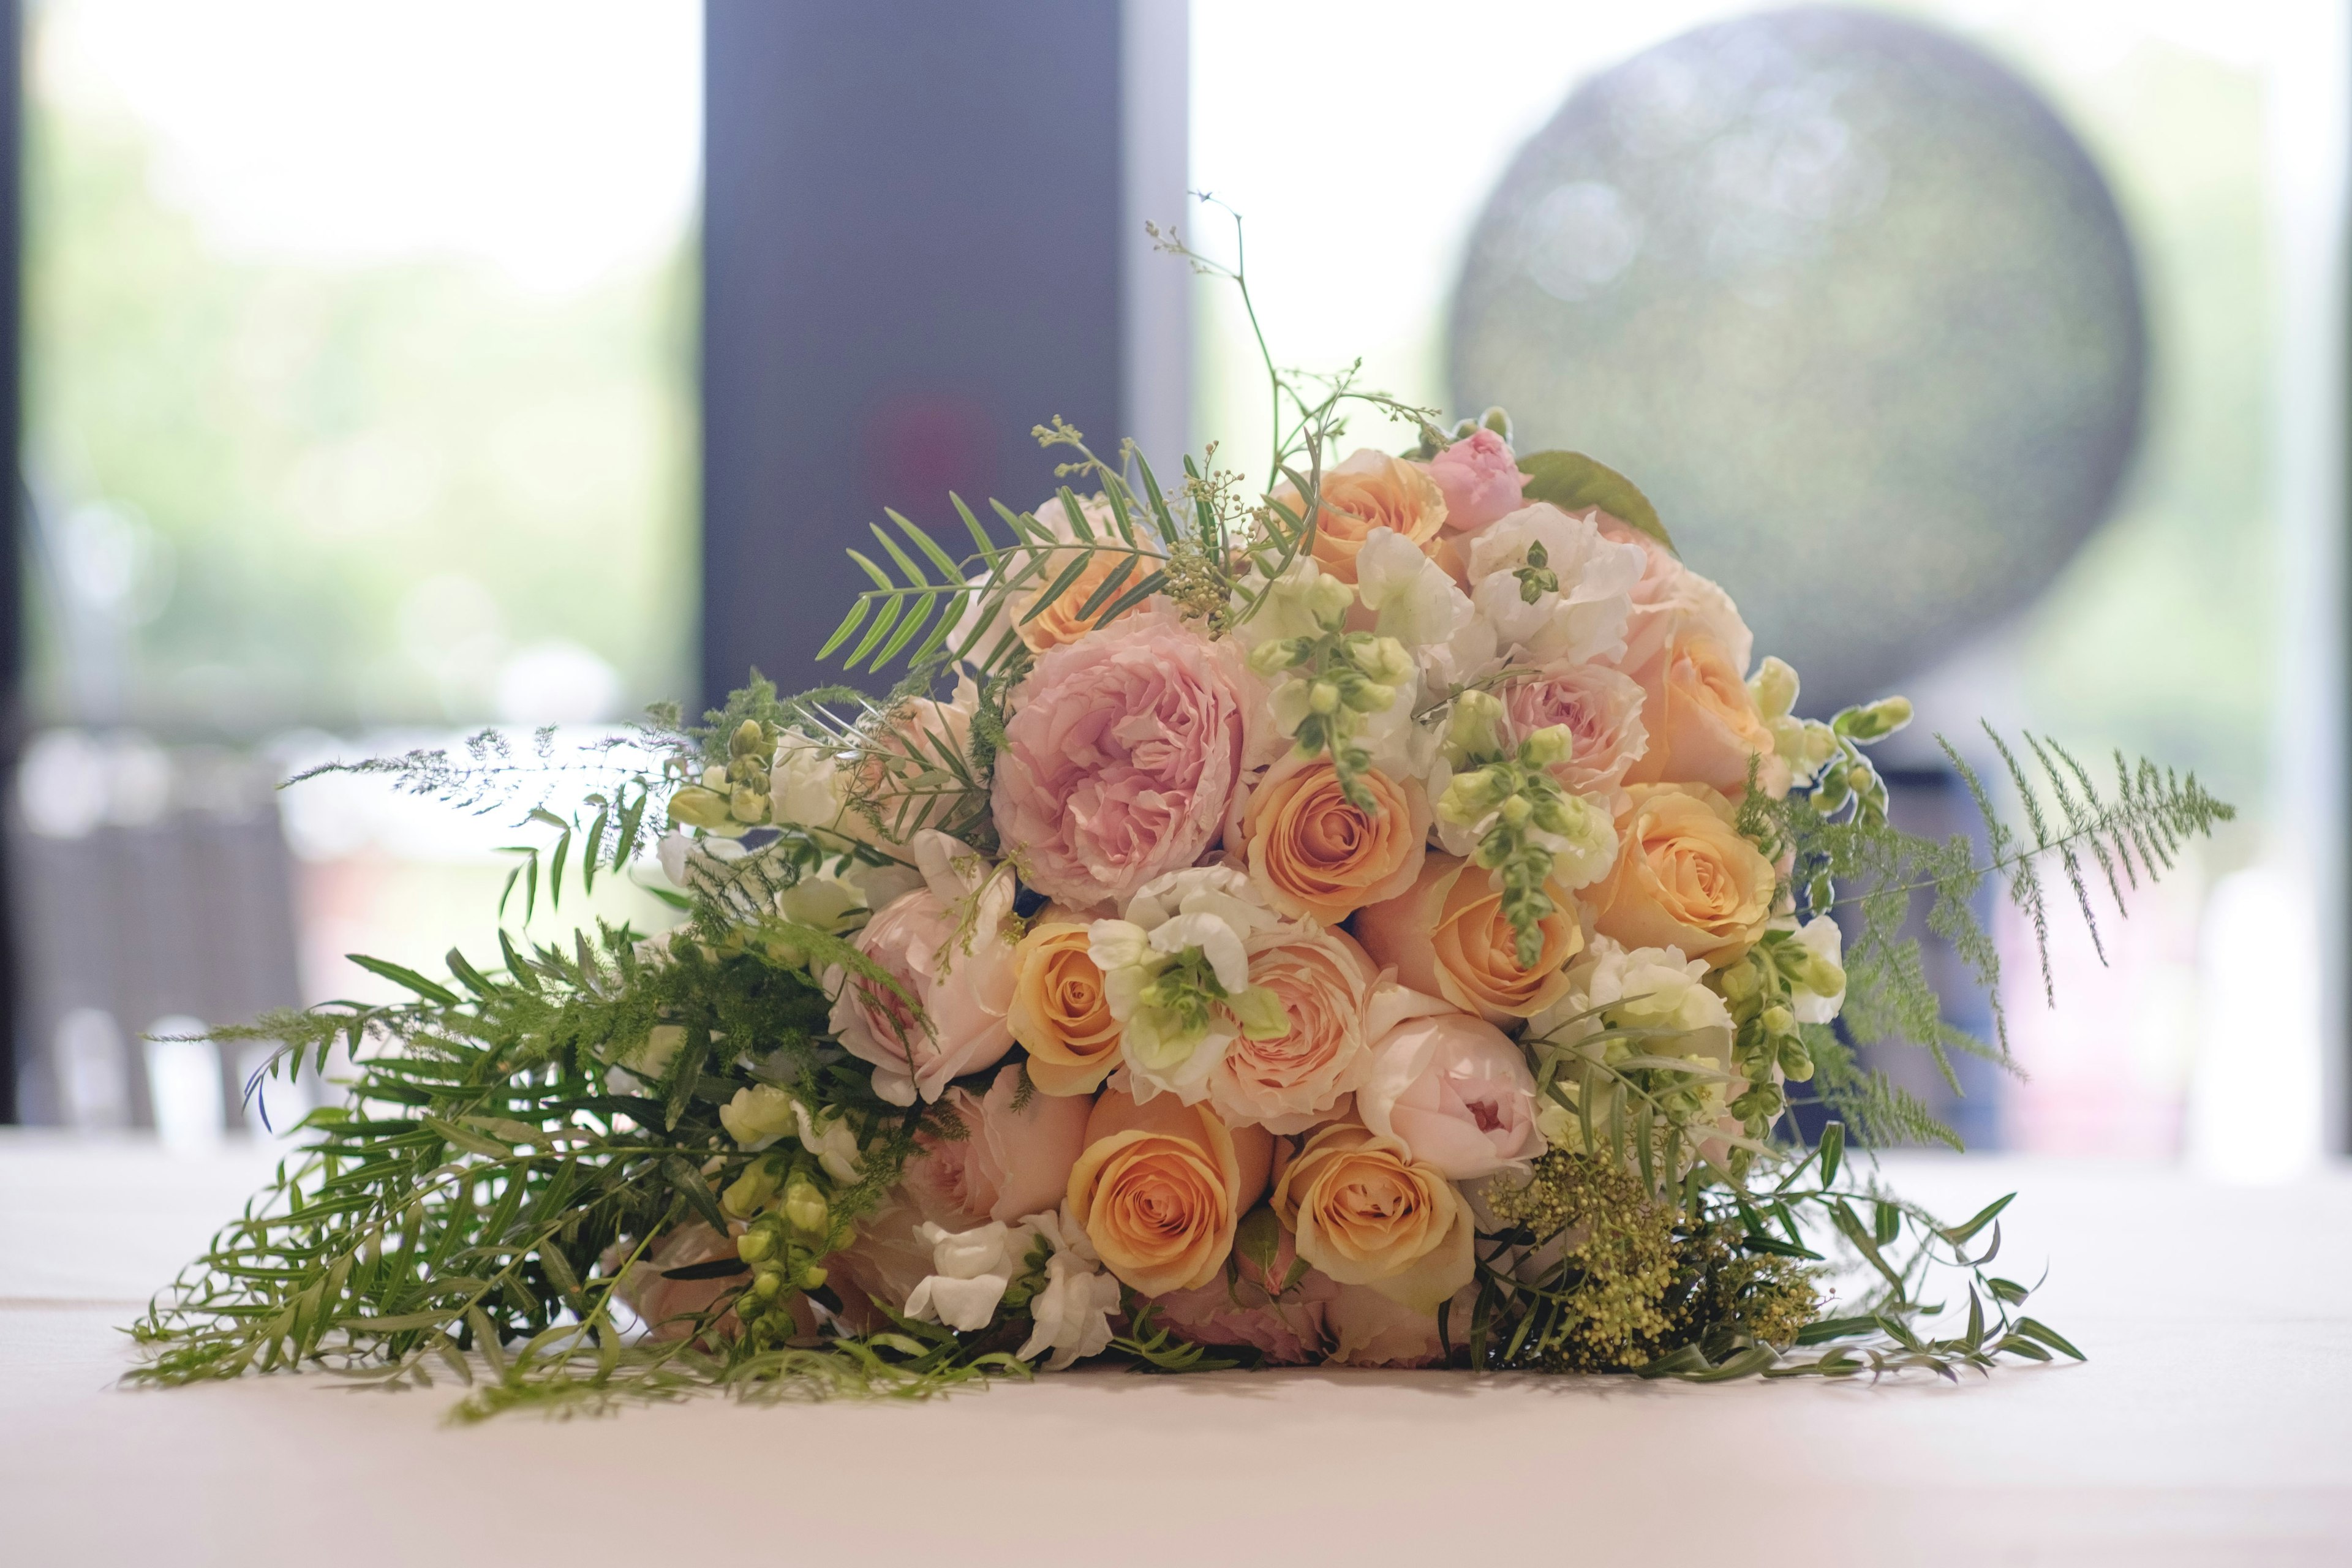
[1148,1216,1338,1365]
[1425,428,1526,534]
[1596,512,1752,679]
[903,1062,1092,1227]
[820,1199,935,1334]
[990,608,1259,912]
[1357,1012,1545,1181]
[1501,659,1650,801]
[827,830,1017,1104]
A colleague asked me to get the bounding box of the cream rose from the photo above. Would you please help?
[1272,1121,1474,1313]
[1242,756,1430,924]
[1353,853,1582,1023]
[1272,449,1447,585]
[1007,921,1123,1096]
[1591,783,1776,967]
[1065,1088,1273,1295]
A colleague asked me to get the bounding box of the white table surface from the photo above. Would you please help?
[4,1129,2348,1566]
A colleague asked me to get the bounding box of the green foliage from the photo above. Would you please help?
[1515,449,1676,554]
[127,921,916,1400]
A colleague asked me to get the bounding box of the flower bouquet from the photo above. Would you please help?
[133,231,2228,1412]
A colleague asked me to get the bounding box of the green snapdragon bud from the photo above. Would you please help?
[1247,636,1314,676]
[1438,768,1501,825]
[1834,696,1914,742]
[1760,1005,1796,1038]
[728,783,772,824]
[1350,635,1415,687]
[1777,1036,1815,1082]
[1519,724,1574,769]
[1747,656,1801,722]
[1308,681,1341,715]
[736,1226,777,1265]
[1780,944,1845,998]
[730,718,769,758]
[783,1175,830,1238]
[1444,690,1508,767]
[1340,674,1396,714]
[668,785,734,830]
[723,1159,782,1219]
[1513,540,1560,603]
[1717,959,1764,1008]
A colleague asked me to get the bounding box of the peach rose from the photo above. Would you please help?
[1065,1088,1273,1295]
[1273,1121,1474,1312]
[1242,756,1430,924]
[1623,632,1789,798]
[1206,923,1382,1133]
[1273,448,1447,585]
[903,1062,1092,1229]
[1353,853,1582,1023]
[1592,783,1776,967]
[1006,921,1124,1096]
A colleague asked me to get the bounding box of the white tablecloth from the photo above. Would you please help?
[4,1130,2348,1566]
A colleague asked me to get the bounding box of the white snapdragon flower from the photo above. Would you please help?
[1017,1209,1121,1370]
[1356,527,1501,714]
[904,1219,1019,1332]
[1784,916,1848,1025]
[1229,555,1353,654]
[1088,867,1287,1105]
[1466,504,1646,665]
[902,1209,1120,1370]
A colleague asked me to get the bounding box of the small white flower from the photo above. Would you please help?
[1016,1209,1121,1370]
[904,1219,1018,1332]
[1532,792,1619,891]
[1786,916,1848,1025]
[769,733,845,828]
[1466,504,1646,665]
[1356,527,1471,649]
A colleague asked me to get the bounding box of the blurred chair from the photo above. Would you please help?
[9,732,303,1134]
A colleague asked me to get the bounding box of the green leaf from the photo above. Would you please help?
[346,955,461,1007]
[1940,1193,2015,1246]
[1516,450,1675,554]
[2013,1316,2086,1361]
[422,1116,512,1159]
[887,508,966,586]
[1794,1314,1882,1346]
[1818,1120,1844,1188]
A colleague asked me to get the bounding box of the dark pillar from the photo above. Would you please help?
[1,0,22,1121]
[703,0,1184,707]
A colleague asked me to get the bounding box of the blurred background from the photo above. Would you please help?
[0,0,2342,1177]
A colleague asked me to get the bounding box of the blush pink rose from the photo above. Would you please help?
[1206,924,1382,1134]
[990,607,1259,913]
[1424,428,1526,534]
[1357,1012,1545,1181]
[1325,1280,1477,1366]
[903,1062,1092,1227]
[1148,1217,1338,1365]
[1502,659,1650,800]
[827,830,1017,1105]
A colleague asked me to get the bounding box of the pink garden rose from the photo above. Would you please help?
[1148,1216,1338,1365]
[827,830,1017,1105]
[990,607,1259,912]
[1424,428,1526,534]
[1206,924,1381,1134]
[1357,1013,1545,1181]
[1596,511,1752,679]
[1501,659,1650,801]
[903,1062,1092,1227]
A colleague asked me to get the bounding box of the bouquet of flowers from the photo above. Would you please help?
[133,232,2228,1413]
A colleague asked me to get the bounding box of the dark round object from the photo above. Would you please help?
[1449,6,2145,712]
